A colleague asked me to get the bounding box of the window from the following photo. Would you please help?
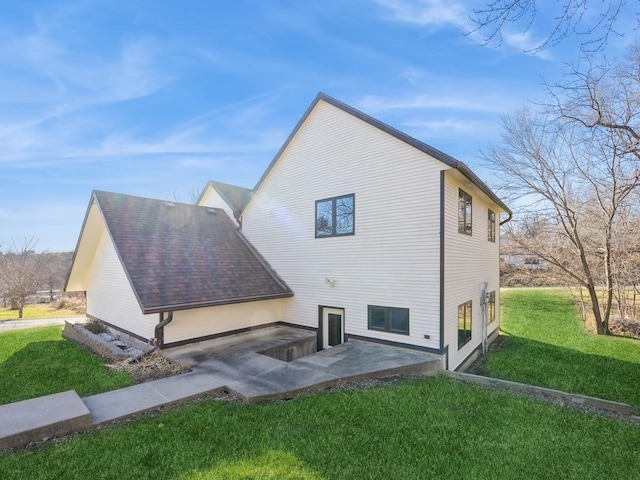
[458,300,472,348]
[524,256,541,265]
[315,194,354,238]
[488,209,496,242]
[487,291,495,324]
[368,305,409,335]
[458,189,472,235]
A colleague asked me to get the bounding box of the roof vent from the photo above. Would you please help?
[164,201,176,208]
[206,208,218,214]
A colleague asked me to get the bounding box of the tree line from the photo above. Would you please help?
[485,42,640,334]
[0,238,73,318]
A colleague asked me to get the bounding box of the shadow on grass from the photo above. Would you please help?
[0,339,131,405]
[475,333,640,407]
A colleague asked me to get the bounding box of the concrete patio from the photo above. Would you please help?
[0,325,443,451]
[163,325,444,402]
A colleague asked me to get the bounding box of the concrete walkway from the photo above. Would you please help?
[0,316,86,330]
[0,326,443,451]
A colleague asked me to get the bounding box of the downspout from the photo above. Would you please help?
[154,311,174,348]
[128,311,173,364]
[500,210,512,225]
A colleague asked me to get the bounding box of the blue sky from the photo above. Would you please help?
[1,0,636,252]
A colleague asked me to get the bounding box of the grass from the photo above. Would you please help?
[0,304,82,321]
[1,292,639,477]
[0,377,639,479]
[0,327,132,405]
[477,289,640,407]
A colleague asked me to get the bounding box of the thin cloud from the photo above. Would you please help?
[374,0,471,30]
[402,118,481,133]
[373,0,552,57]
[357,92,512,115]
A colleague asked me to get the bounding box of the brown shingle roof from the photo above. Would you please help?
[94,190,292,314]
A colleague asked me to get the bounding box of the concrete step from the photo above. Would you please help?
[83,372,224,425]
[0,391,91,451]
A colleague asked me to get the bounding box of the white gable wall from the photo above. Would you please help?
[85,225,158,340]
[198,185,238,225]
[443,171,501,370]
[242,100,444,351]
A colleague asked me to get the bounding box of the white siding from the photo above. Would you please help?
[85,223,158,340]
[198,185,238,224]
[164,298,290,344]
[242,100,444,350]
[443,170,501,370]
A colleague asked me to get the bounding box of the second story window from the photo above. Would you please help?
[488,209,496,242]
[316,194,355,238]
[458,189,472,235]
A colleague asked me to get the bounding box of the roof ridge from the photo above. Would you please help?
[242,92,510,216]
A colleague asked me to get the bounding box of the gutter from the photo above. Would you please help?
[500,210,512,225]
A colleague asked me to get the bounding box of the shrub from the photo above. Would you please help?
[55,292,86,314]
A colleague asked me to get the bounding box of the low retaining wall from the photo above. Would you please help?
[62,322,137,361]
[445,371,640,420]
[259,336,317,362]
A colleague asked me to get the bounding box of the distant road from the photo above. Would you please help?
[0,317,86,330]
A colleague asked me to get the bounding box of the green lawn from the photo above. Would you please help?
[0,304,82,320]
[2,292,640,478]
[0,376,639,479]
[0,327,132,405]
[477,289,640,407]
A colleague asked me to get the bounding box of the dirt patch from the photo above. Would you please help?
[464,334,508,375]
[609,317,640,340]
[106,350,192,384]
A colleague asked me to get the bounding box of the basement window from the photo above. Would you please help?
[368,305,409,335]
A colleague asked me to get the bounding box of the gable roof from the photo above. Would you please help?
[68,191,292,314]
[243,92,511,221]
[198,180,252,219]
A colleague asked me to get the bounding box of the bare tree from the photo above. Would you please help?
[0,238,44,319]
[40,252,72,301]
[485,105,640,334]
[549,44,640,158]
[470,0,634,53]
[169,184,205,204]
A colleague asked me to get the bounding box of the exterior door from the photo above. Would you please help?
[321,307,344,349]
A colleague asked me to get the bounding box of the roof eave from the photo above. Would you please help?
[141,291,294,315]
[454,162,512,217]
[241,92,510,219]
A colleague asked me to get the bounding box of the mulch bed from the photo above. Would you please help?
[106,351,192,384]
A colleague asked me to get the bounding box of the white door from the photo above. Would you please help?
[322,307,344,349]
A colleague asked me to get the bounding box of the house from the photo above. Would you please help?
[66,92,510,371]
